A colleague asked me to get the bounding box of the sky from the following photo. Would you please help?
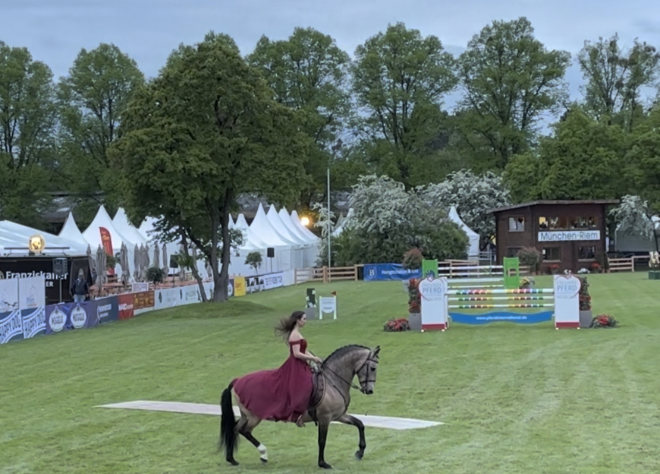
[4,0,660,102]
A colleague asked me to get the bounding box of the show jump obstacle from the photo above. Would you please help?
[418,274,581,331]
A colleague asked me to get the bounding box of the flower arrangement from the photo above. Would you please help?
[384,318,410,332]
[407,277,421,313]
[519,277,535,289]
[590,314,618,328]
[650,251,660,270]
[577,276,591,311]
[590,261,601,273]
[549,263,560,274]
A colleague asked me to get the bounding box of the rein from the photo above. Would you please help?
[321,355,379,393]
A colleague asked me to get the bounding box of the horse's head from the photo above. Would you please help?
[355,346,380,395]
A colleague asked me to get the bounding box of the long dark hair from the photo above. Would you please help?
[275,310,305,340]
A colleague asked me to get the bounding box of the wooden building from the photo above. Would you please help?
[491,200,618,273]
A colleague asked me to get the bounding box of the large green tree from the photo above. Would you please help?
[351,23,456,188]
[0,42,58,225]
[505,108,627,201]
[623,105,660,213]
[111,33,310,302]
[578,34,659,131]
[456,17,570,169]
[247,27,351,205]
[58,43,145,224]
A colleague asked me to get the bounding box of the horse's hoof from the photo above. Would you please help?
[319,461,332,469]
[227,458,239,466]
[260,457,268,463]
[355,450,364,460]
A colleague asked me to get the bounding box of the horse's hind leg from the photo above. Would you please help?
[337,414,366,459]
[236,412,268,463]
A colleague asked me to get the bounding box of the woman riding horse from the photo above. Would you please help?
[219,311,380,469]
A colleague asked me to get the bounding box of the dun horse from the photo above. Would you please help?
[219,344,380,469]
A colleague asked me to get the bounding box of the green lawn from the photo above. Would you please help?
[1,272,658,473]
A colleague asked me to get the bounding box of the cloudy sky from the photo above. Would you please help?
[4,0,660,100]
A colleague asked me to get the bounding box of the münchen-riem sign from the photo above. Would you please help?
[538,231,600,242]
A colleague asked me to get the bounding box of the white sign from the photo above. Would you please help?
[419,277,448,331]
[538,230,600,242]
[319,296,337,320]
[131,282,149,293]
[553,275,581,328]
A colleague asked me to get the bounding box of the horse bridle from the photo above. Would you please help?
[322,353,379,394]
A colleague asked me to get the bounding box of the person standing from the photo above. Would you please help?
[231,310,323,427]
[70,269,89,304]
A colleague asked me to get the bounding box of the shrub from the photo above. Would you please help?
[402,248,423,270]
[146,266,164,284]
[407,278,421,313]
[578,276,591,311]
[517,247,542,272]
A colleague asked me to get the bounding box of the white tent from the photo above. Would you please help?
[448,206,480,259]
[82,205,133,280]
[112,208,147,248]
[1,220,88,257]
[245,203,294,274]
[615,216,660,252]
[279,207,319,267]
[266,205,305,269]
[58,212,88,248]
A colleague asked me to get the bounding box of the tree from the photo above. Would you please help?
[111,33,310,302]
[578,34,659,131]
[245,251,263,274]
[418,169,511,246]
[0,42,58,224]
[609,195,659,252]
[456,17,570,169]
[247,28,352,205]
[506,108,627,201]
[351,23,457,188]
[57,43,145,224]
[623,105,660,213]
[334,175,468,264]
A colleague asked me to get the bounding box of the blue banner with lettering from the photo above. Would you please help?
[449,310,553,324]
[363,264,422,281]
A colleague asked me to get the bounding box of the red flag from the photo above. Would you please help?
[99,227,115,276]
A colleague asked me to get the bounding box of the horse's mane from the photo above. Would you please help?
[321,344,370,366]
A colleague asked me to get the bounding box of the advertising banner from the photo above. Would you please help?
[99,227,114,275]
[363,264,422,281]
[118,293,134,320]
[233,276,246,296]
[0,278,21,344]
[45,301,101,334]
[19,275,46,339]
[133,290,155,315]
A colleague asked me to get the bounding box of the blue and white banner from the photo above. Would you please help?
[363,264,422,281]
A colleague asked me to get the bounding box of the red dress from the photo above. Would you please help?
[232,339,313,422]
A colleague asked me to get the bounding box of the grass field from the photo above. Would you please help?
[1,272,659,473]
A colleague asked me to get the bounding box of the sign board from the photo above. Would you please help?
[419,276,448,331]
[318,296,337,320]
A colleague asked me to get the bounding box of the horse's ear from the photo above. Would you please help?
[373,346,380,357]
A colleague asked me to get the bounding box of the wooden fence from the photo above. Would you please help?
[607,257,634,272]
[294,265,361,284]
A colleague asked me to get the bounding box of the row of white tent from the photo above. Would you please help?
[1,203,322,283]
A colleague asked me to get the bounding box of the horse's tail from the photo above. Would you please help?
[219,382,238,458]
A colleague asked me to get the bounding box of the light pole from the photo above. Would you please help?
[327,167,331,268]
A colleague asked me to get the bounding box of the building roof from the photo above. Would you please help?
[490,200,619,214]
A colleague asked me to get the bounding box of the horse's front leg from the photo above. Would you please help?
[317,420,332,469]
[336,414,366,459]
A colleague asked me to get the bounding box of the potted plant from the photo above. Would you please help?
[402,248,423,331]
[406,277,422,331]
[577,276,592,328]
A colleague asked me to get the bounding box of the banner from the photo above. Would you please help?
[99,227,114,275]
[45,301,101,334]
[233,276,246,296]
[363,264,422,281]
[118,293,134,320]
